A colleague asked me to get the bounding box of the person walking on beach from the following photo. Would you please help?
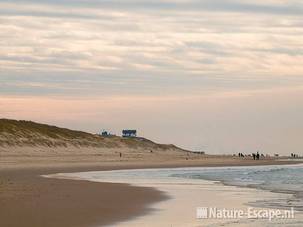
[119,152,122,158]
[256,152,260,160]
[252,153,256,160]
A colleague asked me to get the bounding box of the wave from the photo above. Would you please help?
[170,165,303,211]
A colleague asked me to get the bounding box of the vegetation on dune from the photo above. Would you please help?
[0,119,185,151]
[0,119,94,139]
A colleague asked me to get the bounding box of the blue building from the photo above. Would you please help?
[122,130,137,137]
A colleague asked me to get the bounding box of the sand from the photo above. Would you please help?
[0,166,167,227]
[1,146,302,227]
[1,146,299,170]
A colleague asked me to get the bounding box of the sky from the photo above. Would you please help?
[1,0,303,155]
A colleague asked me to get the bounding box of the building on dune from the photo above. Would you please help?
[122,129,137,137]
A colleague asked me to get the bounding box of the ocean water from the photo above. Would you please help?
[170,164,303,211]
[53,164,303,211]
[171,164,303,193]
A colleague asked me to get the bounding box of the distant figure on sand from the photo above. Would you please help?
[252,153,256,160]
[119,152,122,158]
[256,152,260,160]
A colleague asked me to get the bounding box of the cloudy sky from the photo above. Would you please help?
[1,0,303,154]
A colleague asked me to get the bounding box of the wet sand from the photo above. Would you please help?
[0,166,167,227]
[1,159,302,227]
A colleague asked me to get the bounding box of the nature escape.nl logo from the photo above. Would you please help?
[197,207,295,221]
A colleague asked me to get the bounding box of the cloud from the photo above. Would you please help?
[1,0,303,15]
[0,0,303,98]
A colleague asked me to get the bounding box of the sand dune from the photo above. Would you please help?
[0,119,184,151]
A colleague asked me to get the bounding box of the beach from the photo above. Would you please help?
[2,0,303,225]
[1,152,303,227]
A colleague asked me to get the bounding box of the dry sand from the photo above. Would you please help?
[0,146,297,170]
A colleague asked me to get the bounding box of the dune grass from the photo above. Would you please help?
[0,119,186,151]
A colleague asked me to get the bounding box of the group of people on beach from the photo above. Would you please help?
[237,151,264,160]
[291,153,300,158]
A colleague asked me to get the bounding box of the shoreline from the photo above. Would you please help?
[50,165,303,227]
[1,159,303,227]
